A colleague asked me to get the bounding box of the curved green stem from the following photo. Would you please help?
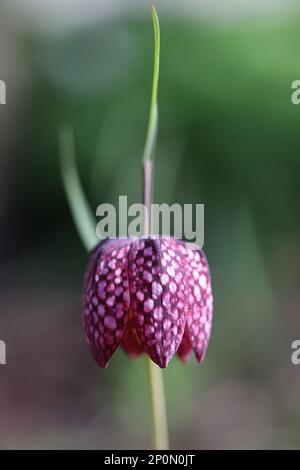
[143,5,160,163]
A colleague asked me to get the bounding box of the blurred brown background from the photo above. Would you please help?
[0,0,300,449]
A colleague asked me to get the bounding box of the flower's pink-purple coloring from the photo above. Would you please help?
[83,237,213,368]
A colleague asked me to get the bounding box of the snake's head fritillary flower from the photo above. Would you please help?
[83,236,213,368]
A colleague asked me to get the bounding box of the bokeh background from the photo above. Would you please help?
[0,0,300,449]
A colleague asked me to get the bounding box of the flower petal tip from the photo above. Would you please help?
[83,239,132,368]
[129,237,188,369]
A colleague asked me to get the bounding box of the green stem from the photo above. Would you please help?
[147,359,169,450]
[143,5,160,163]
[143,6,169,450]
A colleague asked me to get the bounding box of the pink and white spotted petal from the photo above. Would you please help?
[83,239,132,367]
[177,326,193,363]
[184,247,213,362]
[128,237,188,368]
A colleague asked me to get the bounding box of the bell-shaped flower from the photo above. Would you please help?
[83,236,213,368]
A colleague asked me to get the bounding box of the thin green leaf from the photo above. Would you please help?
[59,127,98,252]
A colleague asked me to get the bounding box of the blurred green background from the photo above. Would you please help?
[0,0,300,449]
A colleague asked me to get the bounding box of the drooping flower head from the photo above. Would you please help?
[83,236,213,368]
[81,6,213,370]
